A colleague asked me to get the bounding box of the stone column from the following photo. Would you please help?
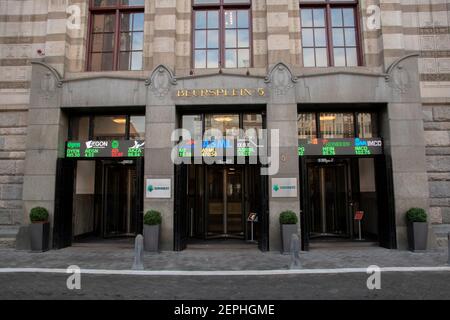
[265,63,300,251]
[385,54,435,249]
[22,61,67,247]
[144,65,177,251]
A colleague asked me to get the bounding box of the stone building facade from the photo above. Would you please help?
[0,0,449,249]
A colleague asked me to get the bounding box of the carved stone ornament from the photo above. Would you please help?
[265,62,298,95]
[390,65,411,93]
[145,65,177,98]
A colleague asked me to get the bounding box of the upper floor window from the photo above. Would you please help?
[300,0,360,67]
[193,0,251,69]
[88,0,144,71]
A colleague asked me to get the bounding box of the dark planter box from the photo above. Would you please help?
[407,222,428,252]
[281,224,298,254]
[144,224,160,252]
[30,222,50,252]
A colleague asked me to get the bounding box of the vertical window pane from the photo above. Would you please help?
[103,14,116,32]
[129,116,145,140]
[182,115,203,142]
[130,51,142,70]
[302,29,314,47]
[207,11,219,28]
[237,10,249,28]
[119,52,130,70]
[238,29,249,48]
[225,10,237,28]
[344,28,356,46]
[313,9,325,27]
[132,32,143,51]
[315,48,327,67]
[225,49,237,68]
[297,113,316,139]
[357,113,377,138]
[207,50,219,68]
[343,8,355,27]
[120,32,132,51]
[101,52,113,70]
[243,114,263,138]
[314,28,326,47]
[93,116,126,139]
[70,116,90,140]
[195,50,206,68]
[332,28,344,46]
[226,30,236,48]
[301,9,313,27]
[195,30,206,48]
[303,48,315,67]
[121,0,145,6]
[346,47,358,66]
[195,11,207,29]
[331,9,343,27]
[333,48,346,66]
[207,30,219,48]
[238,49,250,67]
[121,13,132,31]
[133,13,144,31]
[320,113,354,138]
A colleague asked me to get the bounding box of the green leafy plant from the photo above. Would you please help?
[144,210,162,225]
[279,210,298,224]
[29,207,49,223]
[406,208,427,223]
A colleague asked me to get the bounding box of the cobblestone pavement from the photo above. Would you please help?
[1,272,449,300]
[0,245,448,270]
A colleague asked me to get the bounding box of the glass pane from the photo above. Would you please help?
[195,11,207,29]
[314,28,326,47]
[243,114,263,138]
[226,30,236,48]
[303,48,315,67]
[302,28,314,47]
[93,116,126,139]
[344,28,356,46]
[93,14,115,32]
[320,113,354,138]
[90,53,102,71]
[315,48,327,67]
[238,49,250,67]
[224,0,250,3]
[225,10,237,28]
[297,113,316,139]
[133,13,144,31]
[132,32,143,51]
[131,51,142,70]
[205,114,240,137]
[357,113,377,138]
[343,8,355,27]
[331,9,343,27]
[195,50,206,68]
[333,48,346,66]
[237,10,249,28]
[101,52,113,70]
[121,13,132,31]
[301,9,313,27]
[121,0,145,6]
[207,50,219,68]
[93,0,117,7]
[120,32,132,51]
[194,0,220,4]
[195,30,206,49]
[119,52,130,70]
[104,14,116,32]
[207,30,219,48]
[182,115,203,142]
[346,47,358,66]
[93,34,112,52]
[70,116,90,141]
[129,116,145,140]
[332,28,344,46]
[313,9,325,27]
[207,11,219,28]
[225,49,237,68]
[238,29,249,48]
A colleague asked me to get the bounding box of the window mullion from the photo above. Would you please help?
[326,4,333,66]
[114,9,120,70]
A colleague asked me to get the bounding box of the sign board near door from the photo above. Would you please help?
[146,179,171,198]
[271,178,298,198]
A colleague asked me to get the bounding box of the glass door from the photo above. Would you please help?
[308,162,349,238]
[206,166,244,239]
[103,161,137,237]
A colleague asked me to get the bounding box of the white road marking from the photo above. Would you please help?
[0,266,449,276]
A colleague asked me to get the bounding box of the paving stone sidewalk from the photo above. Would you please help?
[0,246,448,271]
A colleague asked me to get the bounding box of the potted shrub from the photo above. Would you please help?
[279,210,298,254]
[143,210,162,252]
[29,207,50,252]
[406,207,428,252]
